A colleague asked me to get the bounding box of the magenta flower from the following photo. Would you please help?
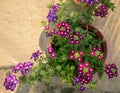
[12,62,33,75]
[84,0,101,5]
[69,32,83,45]
[51,52,56,58]
[47,46,56,58]
[69,50,84,62]
[56,22,71,37]
[12,63,23,73]
[90,51,95,56]
[90,46,103,60]
[45,25,50,30]
[20,62,34,75]
[47,47,54,53]
[97,55,103,60]
[105,63,118,79]
[72,62,93,91]
[30,50,42,61]
[94,4,108,17]
[3,75,18,91]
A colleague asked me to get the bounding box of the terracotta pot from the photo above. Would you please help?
[83,24,111,63]
[46,24,110,63]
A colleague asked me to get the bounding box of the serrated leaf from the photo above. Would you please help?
[56,65,61,71]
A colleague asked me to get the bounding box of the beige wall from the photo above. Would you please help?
[0,0,120,93]
[0,0,53,67]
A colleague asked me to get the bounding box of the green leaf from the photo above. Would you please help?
[48,68,54,74]
[75,27,80,31]
[88,81,97,89]
[56,65,62,71]
[61,71,65,75]
[70,66,75,70]
[45,78,51,84]
[98,70,104,80]
[62,77,66,82]
[40,70,46,75]
[47,4,52,9]
[41,20,47,26]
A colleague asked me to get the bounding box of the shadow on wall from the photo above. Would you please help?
[15,82,76,93]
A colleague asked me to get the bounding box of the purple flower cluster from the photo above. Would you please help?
[47,46,56,58]
[105,63,118,79]
[3,75,18,91]
[78,0,101,5]
[69,32,83,45]
[12,62,33,75]
[94,5,108,17]
[56,22,71,37]
[90,46,103,60]
[30,50,42,61]
[47,5,58,22]
[72,62,94,91]
[85,0,101,5]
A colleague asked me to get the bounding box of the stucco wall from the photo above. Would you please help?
[0,0,120,93]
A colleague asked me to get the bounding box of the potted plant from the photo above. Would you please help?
[3,0,118,92]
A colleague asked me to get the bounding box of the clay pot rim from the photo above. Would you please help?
[46,24,111,64]
[87,24,111,63]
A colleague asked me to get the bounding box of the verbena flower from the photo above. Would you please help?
[94,4,108,17]
[12,62,33,75]
[20,62,34,75]
[90,46,103,60]
[12,63,23,73]
[69,32,83,45]
[47,46,56,58]
[73,62,94,91]
[69,50,84,62]
[3,75,18,91]
[56,22,71,37]
[30,50,42,61]
[84,0,101,5]
[47,5,58,22]
[105,63,118,79]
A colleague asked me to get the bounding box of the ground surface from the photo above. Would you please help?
[0,0,120,93]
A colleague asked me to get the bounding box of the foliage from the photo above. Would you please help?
[3,0,118,92]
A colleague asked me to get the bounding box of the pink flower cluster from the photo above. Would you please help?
[47,47,56,58]
[94,5,108,17]
[69,32,83,45]
[73,62,94,91]
[105,63,118,79]
[90,46,103,60]
[69,50,84,62]
[56,22,71,37]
